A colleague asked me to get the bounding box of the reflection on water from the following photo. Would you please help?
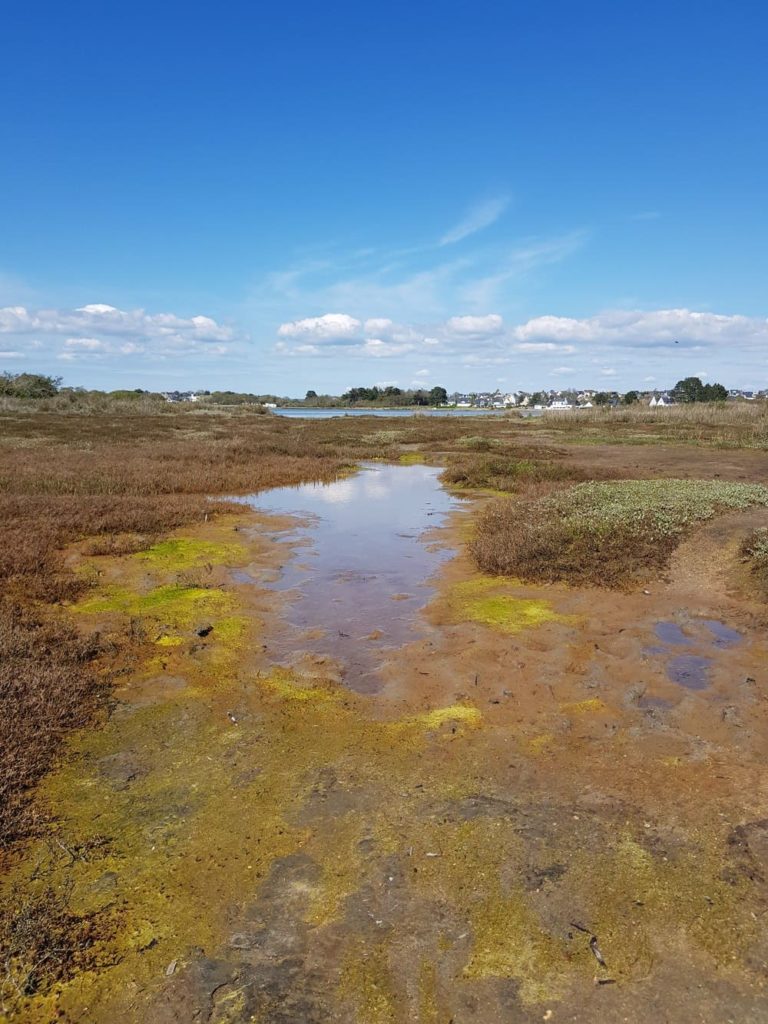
[272,408,513,419]
[666,655,712,690]
[703,620,743,649]
[654,622,692,646]
[236,463,464,691]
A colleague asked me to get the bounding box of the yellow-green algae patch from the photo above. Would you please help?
[526,731,556,755]
[560,697,607,715]
[134,537,247,571]
[446,576,572,634]
[7,570,764,1023]
[399,452,425,465]
[75,583,234,628]
[463,888,566,1003]
[340,941,397,1024]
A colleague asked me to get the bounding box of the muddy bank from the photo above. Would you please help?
[2,464,768,1023]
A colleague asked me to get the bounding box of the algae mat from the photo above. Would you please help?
[3,481,768,1023]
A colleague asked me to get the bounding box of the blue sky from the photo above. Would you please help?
[1,0,766,393]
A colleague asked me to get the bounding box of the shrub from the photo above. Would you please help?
[472,479,768,588]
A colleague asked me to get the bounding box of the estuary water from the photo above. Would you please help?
[237,463,464,690]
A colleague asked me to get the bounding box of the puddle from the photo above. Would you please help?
[702,620,743,649]
[666,655,712,691]
[654,622,692,646]
[235,463,464,691]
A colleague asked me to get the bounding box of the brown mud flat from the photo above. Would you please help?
[2,455,768,1022]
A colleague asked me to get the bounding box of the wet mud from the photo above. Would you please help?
[3,465,768,1023]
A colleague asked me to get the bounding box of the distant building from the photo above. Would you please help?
[648,393,675,407]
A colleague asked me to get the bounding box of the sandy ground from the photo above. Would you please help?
[4,450,768,1024]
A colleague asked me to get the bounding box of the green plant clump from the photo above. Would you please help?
[472,479,768,588]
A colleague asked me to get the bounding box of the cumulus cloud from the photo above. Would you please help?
[439,196,510,246]
[361,339,415,358]
[0,303,241,362]
[512,308,768,349]
[276,312,427,358]
[272,303,768,389]
[515,342,576,354]
[445,314,504,336]
[276,312,362,342]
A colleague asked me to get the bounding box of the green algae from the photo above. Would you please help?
[154,634,184,647]
[418,959,439,1023]
[305,813,368,926]
[464,888,567,1003]
[10,544,765,1023]
[134,537,246,571]
[395,703,482,734]
[75,583,234,628]
[398,452,425,465]
[340,941,397,1024]
[447,577,571,634]
[560,697,606,715]
[526,731,556,755]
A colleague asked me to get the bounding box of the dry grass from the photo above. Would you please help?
[0,601,107,847]
[0,885,117,1012]
[0,411,349,853]
[441,454,613,493]
[0,402,763,850]
[740,528,768,599]
[527,401,768,448]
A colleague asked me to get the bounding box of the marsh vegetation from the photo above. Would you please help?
[1,400,767,1019]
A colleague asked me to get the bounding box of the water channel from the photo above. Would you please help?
[237,462,466,691]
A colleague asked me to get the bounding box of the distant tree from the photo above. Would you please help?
[593,392,613,406]
[672,377,728,403]
[622,390,639,405]
[529,392,545,406]
[672,376,706,403]
[703,382,728,401]
[0,372,61,398]
[429,386,448,405]
[305,390,317,400]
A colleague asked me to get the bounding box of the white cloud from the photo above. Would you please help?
[0,304,241,363]
[361,338,415,358]
[552,365,577,375]
[445,314,504,336]
[513,308,768,348]
[600,367,617,376]
[516,342,576,353]
[65,337,107,350]
[363,317,394,334]
[276,312,362,342]
[439,196,510,246]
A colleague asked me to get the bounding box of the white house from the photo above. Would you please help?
[547,400,573,411]
[649,393,675,407]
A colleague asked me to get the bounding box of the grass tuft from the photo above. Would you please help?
[472,479,768,588]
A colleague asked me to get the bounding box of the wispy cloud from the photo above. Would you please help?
[439,196,510,246]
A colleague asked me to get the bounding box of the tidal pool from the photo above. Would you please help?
[666,654,712,690]
[237,463,464,690]
[654,621,693,646]
[703,619,743,649]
